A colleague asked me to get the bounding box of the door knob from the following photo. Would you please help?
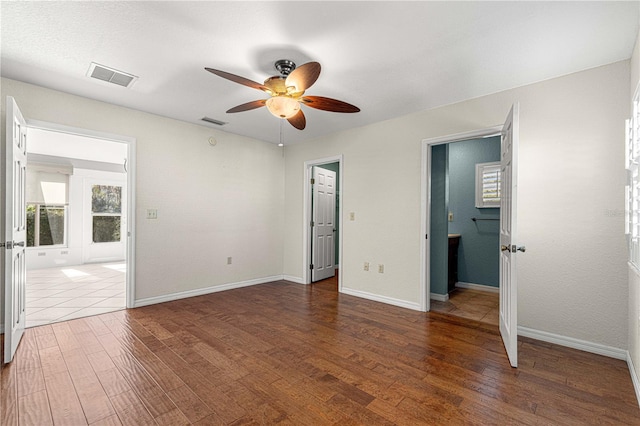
[501,245,510,252]
[517,246,526,252]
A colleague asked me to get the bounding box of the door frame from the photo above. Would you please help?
[25,119,136,309]
[420,126,502,312]
[303,155,343,288]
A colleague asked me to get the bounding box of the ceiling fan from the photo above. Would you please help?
[205,60,360,130]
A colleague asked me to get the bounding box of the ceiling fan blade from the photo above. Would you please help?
[205,67,269,92]
[226,99,267,113]
[286,62,321,92]
[301,96,360,113]
[287,109,306,130]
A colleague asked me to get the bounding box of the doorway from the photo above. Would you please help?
[24,127,131,327]
[421,126,502,311]
[420,104,520,369]
[8,117,135,331]
[427,136,501,325]
[303,155,343,289]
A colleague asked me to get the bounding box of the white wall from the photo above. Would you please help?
[28,128,127,164]
[284,60,630,350]
[1,77,285,321]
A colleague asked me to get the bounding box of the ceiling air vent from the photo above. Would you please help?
[87,62,137,88]
[201,117,227,126]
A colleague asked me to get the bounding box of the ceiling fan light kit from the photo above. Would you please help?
[205,59,360,130]
[266,96,300,119]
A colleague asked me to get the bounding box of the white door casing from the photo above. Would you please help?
[4,96,28,363]
[312,167,336,282]
[499,103,520,368]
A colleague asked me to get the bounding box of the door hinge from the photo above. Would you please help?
[310,178,315,185]
[425,234,428,239]
[310,264,314,270]
[310,221,314,227]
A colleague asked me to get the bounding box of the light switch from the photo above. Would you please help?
[448,212,454,222]
[350,212,355,221]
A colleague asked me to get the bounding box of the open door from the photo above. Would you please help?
[499,103,521,367]
[312,166,336,282]
[4,96,28,363]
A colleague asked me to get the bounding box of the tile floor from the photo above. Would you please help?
[26,262,126,328]
[430,287,499,325]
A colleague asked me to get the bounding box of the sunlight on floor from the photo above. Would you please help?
[61,268,90,278]
[26,262,126,328]
[103,263,126,272]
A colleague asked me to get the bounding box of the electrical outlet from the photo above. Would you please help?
[227,257,232,265]
[364,262,369,271]
[147,209,158,219]
[378,264,384,273]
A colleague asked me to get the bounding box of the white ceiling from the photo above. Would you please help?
[2,1,638,145]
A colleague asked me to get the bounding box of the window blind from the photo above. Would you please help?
[26,163,72,205]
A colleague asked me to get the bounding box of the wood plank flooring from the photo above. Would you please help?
[2,276,639,425]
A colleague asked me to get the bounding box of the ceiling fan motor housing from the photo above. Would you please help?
[274,59,296,76]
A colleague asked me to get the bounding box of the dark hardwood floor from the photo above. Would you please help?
[2,275,639,425]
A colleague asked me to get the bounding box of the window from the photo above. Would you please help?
[92,185,122,243]
[26,164,70,247]
[475,161,501,208]
[627,89,640,268]
[27,204,66,247]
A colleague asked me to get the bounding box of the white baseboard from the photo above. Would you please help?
[430,293,449,302]
[283,275,306,284]
[133,275,284,308]
[341,287,421,311]
[627,351,640,408]
[456,282,499,293]
[517,326,627,360]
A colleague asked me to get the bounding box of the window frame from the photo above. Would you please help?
[91,184,123,244]
[475,161,501,208]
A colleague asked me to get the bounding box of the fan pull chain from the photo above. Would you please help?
[279,120,285,157]
[280,119,283,145]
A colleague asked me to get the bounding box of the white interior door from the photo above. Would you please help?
[499,103,520,368]
[4,96,28,363]
[312,167,336,282]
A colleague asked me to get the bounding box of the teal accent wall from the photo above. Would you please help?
[448,137,501,287]
[429,137,501,296]
[429,145,449,295]
[316,163,340,265]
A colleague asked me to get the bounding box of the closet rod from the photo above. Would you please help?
[471,217,499,222]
